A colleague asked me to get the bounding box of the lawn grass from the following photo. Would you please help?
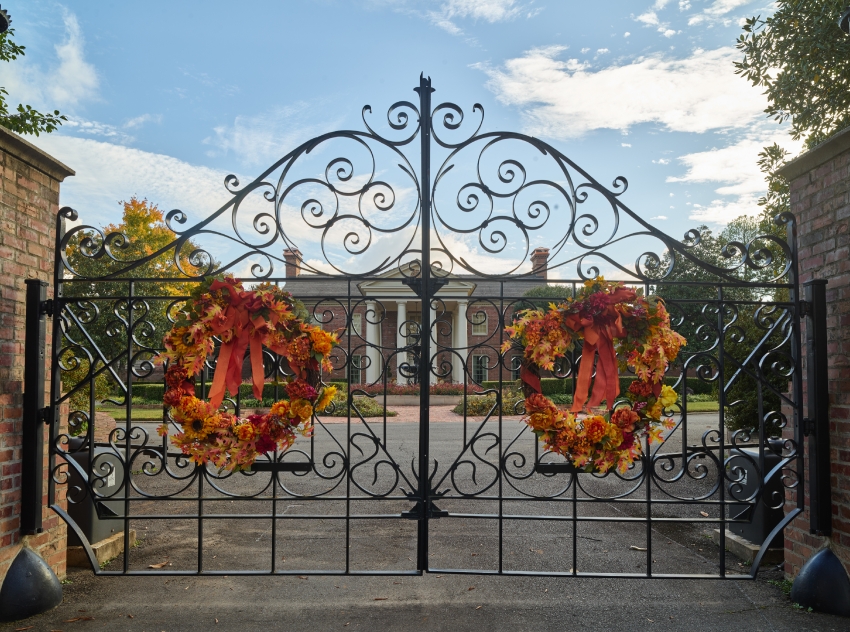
[686,401,719,412]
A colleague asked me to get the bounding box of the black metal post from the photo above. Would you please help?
[804,279,831,536]
[414,73,434,571]
[22,279,48,535]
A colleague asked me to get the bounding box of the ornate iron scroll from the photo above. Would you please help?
[47,76,803,579]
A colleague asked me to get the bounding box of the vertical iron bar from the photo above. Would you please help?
[22,279,48,535]
[498,281,503,574]
[47,210,67,517]
[804,279,831,535]
[414,74,433,571]
[124,281,134,573]
[787,219,806,523]
[346,279,352,574]
[717,285,726,577]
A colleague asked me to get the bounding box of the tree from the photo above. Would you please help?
[0,29,67,135]
[62,198,209,403]
[735,1,850,147]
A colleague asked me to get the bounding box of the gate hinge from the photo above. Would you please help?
[38,406,52,424]
[803,417,816,437]
[40,299,54,317]
[799,300,810,318]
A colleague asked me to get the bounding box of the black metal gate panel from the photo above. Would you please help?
[41,76,807,578]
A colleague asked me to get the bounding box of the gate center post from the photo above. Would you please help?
[414,74,434,571]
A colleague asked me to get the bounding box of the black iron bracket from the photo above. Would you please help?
[799,300,810,318]
[402,276,448,299]
[802,417,817,437]
[22,279,48,535]
[40,299,54,317]
[804,279,831,536]
[401,499,448,520]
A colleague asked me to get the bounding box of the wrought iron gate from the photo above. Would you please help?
[25,75,819,578]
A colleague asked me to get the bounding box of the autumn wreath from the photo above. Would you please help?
[503,277,686,473]
[157,276,339,471]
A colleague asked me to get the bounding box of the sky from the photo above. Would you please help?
[3,0,801,279]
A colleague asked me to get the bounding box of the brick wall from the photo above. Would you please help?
[778,126,850,578]
[0,127,74,584]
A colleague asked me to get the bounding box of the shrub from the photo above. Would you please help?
[61,355,113,436]
[322,390,396,418]
[452,388,525,416]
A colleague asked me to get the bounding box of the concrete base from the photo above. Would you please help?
[712,529,783,566]
[67,529,136,569]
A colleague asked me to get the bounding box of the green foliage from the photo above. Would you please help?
[452,388,525,416]
[61,355,113,436]
[324,389,396,417]
[756,144,791,237]
[735,1,850,146]
[768,578,794,595]
[63,198,211,391]
[0,30,67,135]
[714,306,789,435]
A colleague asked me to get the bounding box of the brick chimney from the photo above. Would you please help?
[283,248,302,278]
[530,247,549,279]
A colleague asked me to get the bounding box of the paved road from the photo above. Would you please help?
[7,413,829,631]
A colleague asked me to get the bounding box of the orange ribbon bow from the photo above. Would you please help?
[566,287,636,412]
[207,279,276,408]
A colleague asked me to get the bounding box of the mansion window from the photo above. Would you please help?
[471,311,487,335]
[350,313,362,337]
[349,355,363,384]
[472,355,489,383]
[510,356,522,381]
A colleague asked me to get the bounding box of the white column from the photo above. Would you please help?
[396,300,407,383]
[454,300,468,384]
[429,300,438,384]
[365,300,381,383]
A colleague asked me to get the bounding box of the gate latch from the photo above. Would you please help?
[38,407,52,424]
[803,417,816,437]
[799,300,811,318]
[39,299,54,317]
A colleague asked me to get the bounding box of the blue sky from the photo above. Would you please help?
[5,0,799,278]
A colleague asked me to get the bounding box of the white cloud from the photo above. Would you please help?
[688,0,751,25]
[662,28,677,37]
[424,0,537,36]
[652,158,670,165]
[667,125,804,224]
[624,31,631,37]
[581,47,590,53]
[596,48,610,55]
[636,11,660,25]
[62,118,132,142]
[2,11,99,112]
[651,215,668,220]
[442,0,524,21]
[679,1,691,9]
[621,143,632,147]
[204,103,342,168]
[33,135,240,226]
[124,114,162,129]
[653,0,672,7]
[475,46,768,138]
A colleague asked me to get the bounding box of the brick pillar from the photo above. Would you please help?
[778,126,850,579]
[0,127,74,585]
